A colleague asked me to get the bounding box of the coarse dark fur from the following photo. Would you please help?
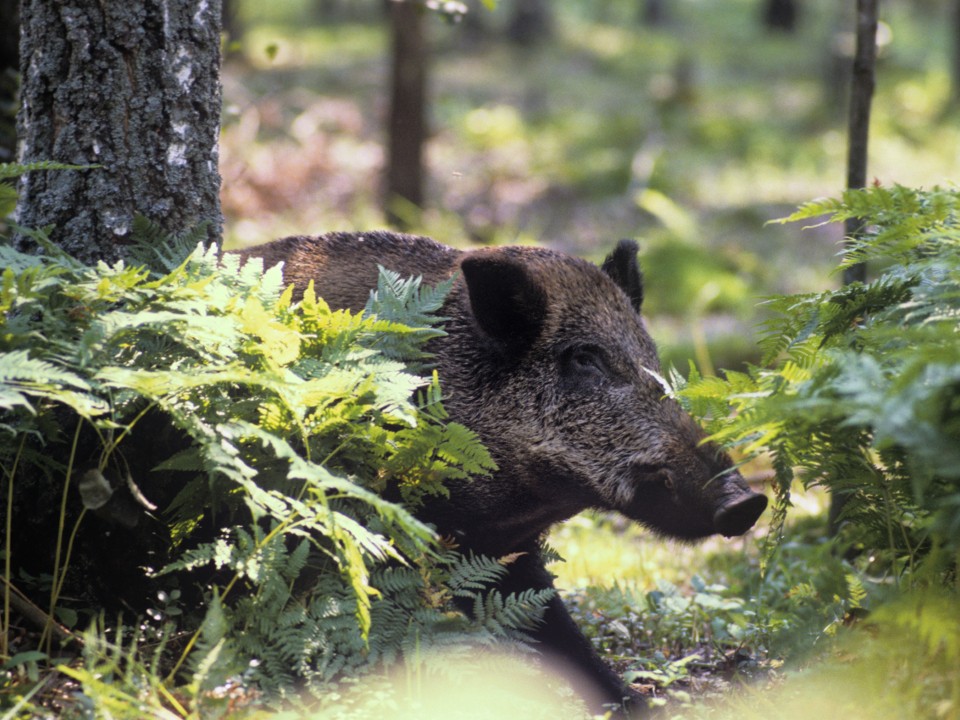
[233,231,768,715]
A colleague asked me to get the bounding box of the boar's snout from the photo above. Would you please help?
[713,492,768,538]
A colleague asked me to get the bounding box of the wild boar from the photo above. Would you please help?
[233,231,768,714]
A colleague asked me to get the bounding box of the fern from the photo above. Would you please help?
[0,160,96,182]
[447,554,510,598]
[0,349,99,415]
[1,224,545,716]
[471,588,552,637]
[678,184,960,583]
[1,162,99,218]
[362,266,454,370]
[125,214,212,275]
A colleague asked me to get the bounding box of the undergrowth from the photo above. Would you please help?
[0,220,558,717]
[560,184,960,719]
[673,184,960,583]
[4,182,959,718]
[661,184,960,718]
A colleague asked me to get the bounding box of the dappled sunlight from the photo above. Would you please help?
[546,478,834,595]
[219,0,960,351]
[549,512,743,591]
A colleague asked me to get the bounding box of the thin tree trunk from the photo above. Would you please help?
[507,0,553,46]
[385,0,427,227]
[16,0,223,265]
[762,0,799,33]
[222,0,244,60]
[842,0,878,287]
[0,0,18,163]
[462,0,491,45]
[953,0,960,104]
[640,0,668,27]
[831,0,878,536]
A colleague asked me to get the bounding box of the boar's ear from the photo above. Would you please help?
[460,252,547,349]
[601,239,644,312]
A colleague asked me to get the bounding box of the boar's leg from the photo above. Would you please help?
[494,542,645,717]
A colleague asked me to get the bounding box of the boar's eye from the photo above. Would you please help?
[560,345,612,388]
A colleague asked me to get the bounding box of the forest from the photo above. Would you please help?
[1,0,959,718]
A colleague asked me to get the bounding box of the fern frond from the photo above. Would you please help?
[3,221,512,702]
[447,554,508,597]
[769,196,843,226]
[126,215,211,275]
[0,349,103,415]
[0,160,98,180]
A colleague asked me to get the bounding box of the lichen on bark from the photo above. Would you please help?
[16,0,223,264]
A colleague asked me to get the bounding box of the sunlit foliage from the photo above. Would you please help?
[675,184,960,582]
[0,219,557,717]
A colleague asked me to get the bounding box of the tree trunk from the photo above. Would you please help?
[842,0,877,287]
[953,0,960,103]
[830,0,878,537]
[507,0,553,46]
[461,0,492,45]
[16,0,223,265]
[385,0,427,227]
[762,0,799,33]
[0,0,18,163]
[222,0,244,60]
[641,0,668,27]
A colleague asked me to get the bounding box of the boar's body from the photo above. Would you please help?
[234,231,767,714]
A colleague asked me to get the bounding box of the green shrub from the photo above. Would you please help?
[0,226,553,716]
[673,184,960,584]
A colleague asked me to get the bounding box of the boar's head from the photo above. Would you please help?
[438,240,766,549]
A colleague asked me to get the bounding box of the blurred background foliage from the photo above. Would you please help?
[218,0,957,371]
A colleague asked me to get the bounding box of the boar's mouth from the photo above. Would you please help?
[713,493,768,538]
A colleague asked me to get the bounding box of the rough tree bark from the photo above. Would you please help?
[16,0,223,265]
[385,0,428,227]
